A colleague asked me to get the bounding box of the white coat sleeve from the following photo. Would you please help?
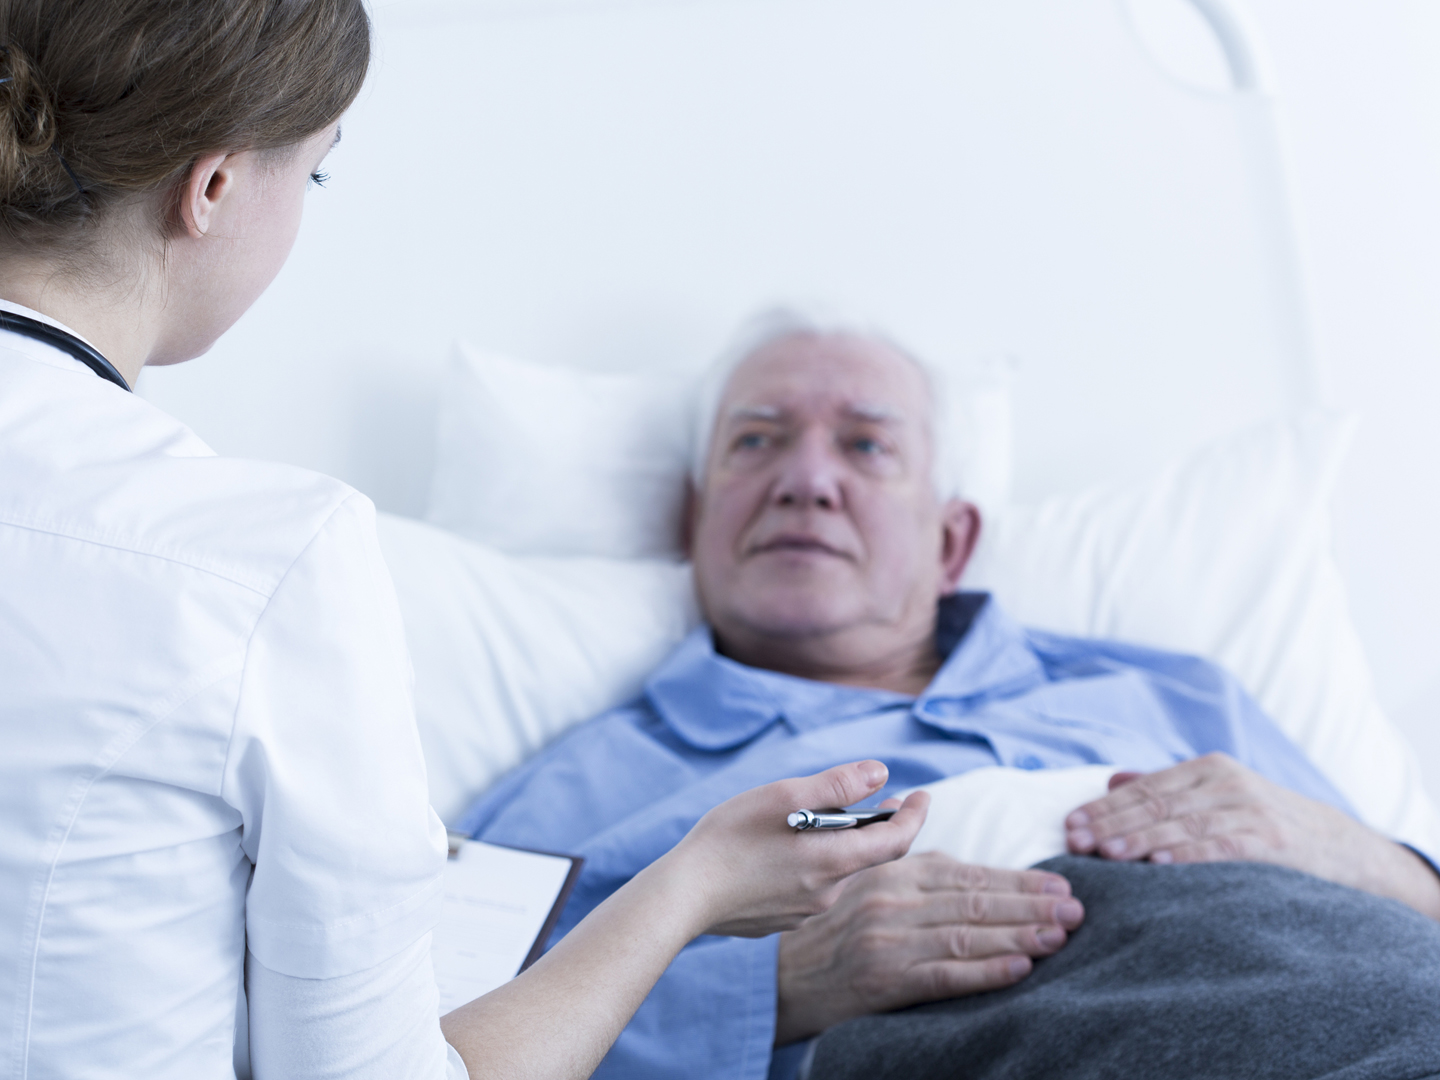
[244,937,469,1080]
[222,492,456,1068]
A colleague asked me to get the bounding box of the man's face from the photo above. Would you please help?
[690,332,977,661]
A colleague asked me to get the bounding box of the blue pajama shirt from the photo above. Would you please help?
[457,593,1354,1080]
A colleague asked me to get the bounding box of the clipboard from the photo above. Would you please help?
[433,831,585,1013]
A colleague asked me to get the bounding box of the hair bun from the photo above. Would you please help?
[0,43,61,198]
[1,44,57,150]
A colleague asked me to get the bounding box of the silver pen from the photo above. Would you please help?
[787,808,896,831]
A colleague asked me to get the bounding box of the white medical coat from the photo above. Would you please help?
[0,306,464,1078]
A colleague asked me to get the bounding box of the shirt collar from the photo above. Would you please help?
[644,630,895,750]
[918,594,1047,708]
[646,592,1048,750]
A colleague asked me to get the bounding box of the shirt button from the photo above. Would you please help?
[1016,754,1044,770]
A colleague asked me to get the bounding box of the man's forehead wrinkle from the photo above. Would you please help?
[721,397,912,427]
[733,343,926,408]
[845,402,905,424]
[727,404,785,424]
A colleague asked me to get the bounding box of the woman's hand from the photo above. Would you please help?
[442,761,927,1080]
[662,760,931,938]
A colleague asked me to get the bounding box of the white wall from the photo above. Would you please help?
[136,0,1440,798]
[1243,0,1440,796]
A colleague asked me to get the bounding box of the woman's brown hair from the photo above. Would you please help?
[0,0,370,247]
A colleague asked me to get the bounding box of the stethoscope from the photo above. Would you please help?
[0,309,131,392]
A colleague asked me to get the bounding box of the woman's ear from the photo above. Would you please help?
[177,152,235,239]
[938,498,981,593]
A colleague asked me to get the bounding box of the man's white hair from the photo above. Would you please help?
[690,304,963,500]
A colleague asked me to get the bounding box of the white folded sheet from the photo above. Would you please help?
[903,766,1118,871]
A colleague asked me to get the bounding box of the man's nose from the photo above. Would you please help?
[772,432,844,510]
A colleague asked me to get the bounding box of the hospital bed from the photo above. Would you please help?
[138,0,1439,857]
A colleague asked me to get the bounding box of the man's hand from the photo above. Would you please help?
[774,852,1085,1045]
[1065,752,1440,920]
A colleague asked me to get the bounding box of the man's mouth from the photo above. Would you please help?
[750,535,850,559]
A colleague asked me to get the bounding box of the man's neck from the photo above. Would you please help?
[713,625,942,696]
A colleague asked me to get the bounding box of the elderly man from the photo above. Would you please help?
[457,314,1440,1080]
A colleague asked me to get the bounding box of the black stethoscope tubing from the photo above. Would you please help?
[0,309,131,392]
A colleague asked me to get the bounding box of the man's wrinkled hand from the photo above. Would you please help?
[1064,753,1440,920]
[1066,753,1358,870]
[774,851,1084,1045]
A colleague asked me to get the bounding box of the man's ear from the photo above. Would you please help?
[176,152,236,239]
[938,498,981,593]
[680,481,698,559]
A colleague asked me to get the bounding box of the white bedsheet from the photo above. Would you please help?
[904,766,1118,871]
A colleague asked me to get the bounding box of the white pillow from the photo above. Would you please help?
[425,343,694,560]
[965,411,1440,857]
[423,342,1013,560]
[385,410,1439,856]
[377,513,697,823]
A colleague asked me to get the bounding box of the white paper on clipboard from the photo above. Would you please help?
[432,836,582,1015]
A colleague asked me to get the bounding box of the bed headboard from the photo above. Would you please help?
[139,0,1319,514]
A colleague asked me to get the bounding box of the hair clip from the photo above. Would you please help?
[55,152,87,197]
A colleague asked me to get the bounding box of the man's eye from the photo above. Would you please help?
[733,433,770,451]
[851,437,885,455]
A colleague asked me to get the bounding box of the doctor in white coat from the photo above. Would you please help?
[0,3,928,1078]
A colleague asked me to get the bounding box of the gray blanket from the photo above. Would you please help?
[808,855,1440,1080]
